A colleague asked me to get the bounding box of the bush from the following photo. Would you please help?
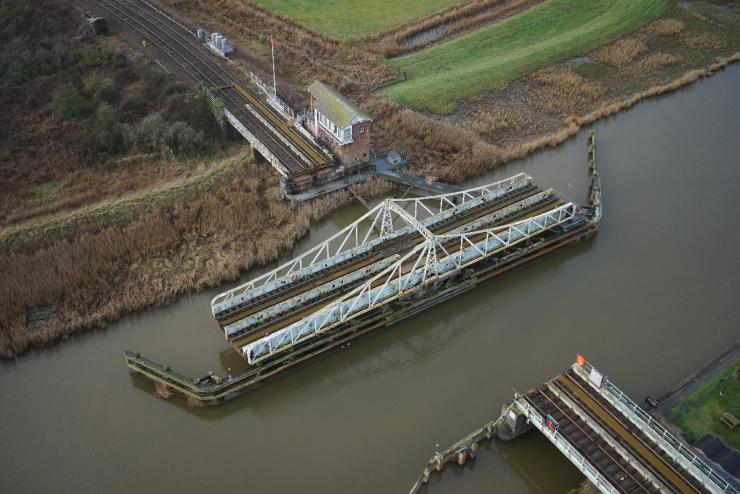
[127,113,208,156]
[74,46,126,70]
[96,102,115,128]
[52,84,93,120]
[94,81,120,104]
[118,94,148,123]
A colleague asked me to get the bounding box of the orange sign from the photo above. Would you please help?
[576,354,586,366]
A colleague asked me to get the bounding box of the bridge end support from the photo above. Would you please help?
[494,401,533,441]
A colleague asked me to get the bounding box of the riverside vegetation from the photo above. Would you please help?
[2,0,739,358]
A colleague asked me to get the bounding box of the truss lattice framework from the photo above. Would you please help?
[243,202,577,364]
[211,173,532,310]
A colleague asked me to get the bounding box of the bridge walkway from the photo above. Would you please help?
[516,360,737,494]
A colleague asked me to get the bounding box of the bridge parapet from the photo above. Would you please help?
[574,361,738,493]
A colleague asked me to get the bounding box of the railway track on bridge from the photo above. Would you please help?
[526,368,707,493]
[94,0,329,174]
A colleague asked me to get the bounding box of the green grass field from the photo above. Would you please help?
[666,359,740,450]
[382,0,668,113]
[249,0,465,39]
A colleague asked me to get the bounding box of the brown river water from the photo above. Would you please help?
[2,65,740,493]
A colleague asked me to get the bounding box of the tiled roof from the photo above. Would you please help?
[307,80,372,128]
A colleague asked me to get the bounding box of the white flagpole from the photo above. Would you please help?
[271,35,277,99]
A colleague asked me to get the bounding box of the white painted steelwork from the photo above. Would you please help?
[575,362,738,494]
[243,202,577,363]
[223,108,290,177]
[513,395,621,494]
[210,173,532,313]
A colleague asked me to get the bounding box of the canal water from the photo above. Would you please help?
[2,65,739,493]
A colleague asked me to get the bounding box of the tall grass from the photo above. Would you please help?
[245,0,464,39]
[0,159,398,358]
[383,0,668,113]
[166,0,394,94]
[366,0,545,58]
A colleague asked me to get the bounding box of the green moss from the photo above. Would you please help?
[666,359,740,450]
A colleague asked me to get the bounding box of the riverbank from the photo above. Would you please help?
[2,61,739,494]
[656,341,740,450]
[2,0,738,359]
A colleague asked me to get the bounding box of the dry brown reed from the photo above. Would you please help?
[466,107,529,141]
[644,19,685,36]
[594,38,648,67]
[682,30,722,50]
[635,52,682,72]
[164,0,394,95]
[526,68,606,116]
[0,160,379,358]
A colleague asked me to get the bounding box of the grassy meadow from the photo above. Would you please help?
[667,359,740,449]
[248,0,466,39]
[382,0,668,113]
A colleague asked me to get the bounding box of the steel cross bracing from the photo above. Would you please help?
[242,201,577,363]
[513,395,621,494]
[210,173,532,312]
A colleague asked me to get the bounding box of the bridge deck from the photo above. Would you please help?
[94,0,330,174]
[218,185,567,353]
[522,364,718,494]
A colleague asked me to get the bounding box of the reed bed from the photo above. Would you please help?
[594,38,648,67]
[0,162,387,358]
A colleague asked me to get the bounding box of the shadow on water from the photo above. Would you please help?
[127,235,596,420]
[2,65,739,494]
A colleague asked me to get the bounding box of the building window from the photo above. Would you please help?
[343,128,352,142]
[359,126,365,134]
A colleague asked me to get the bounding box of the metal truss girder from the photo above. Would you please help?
[211,173,533,312]
[513,396,620,494]
[223,108,290,177]
[243,202,577,364]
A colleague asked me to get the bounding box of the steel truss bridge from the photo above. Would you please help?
[211,168,597,365]
[512,360,738,494]
[123,132,602,406]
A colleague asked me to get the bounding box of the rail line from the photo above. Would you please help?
[94,0,328,173]
[411,357,737,493]
[215,183,543,328]
[556,371,702,493]
[227,193,562,349]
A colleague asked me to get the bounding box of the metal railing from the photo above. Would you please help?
[244,202,577,363]
[250,71,295,119]
[579,361,738,494]
[210,173,531,309]
[515,395,620,494]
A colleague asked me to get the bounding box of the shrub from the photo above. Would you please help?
[164,120,206,155]
[52,84,93,120]
[96,102,115,129]
[94,81,120,104]
[75,46,126,70]
[118,94,148,123]
[127,114,207,155]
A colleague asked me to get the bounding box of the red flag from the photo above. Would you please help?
[271,35,275,50]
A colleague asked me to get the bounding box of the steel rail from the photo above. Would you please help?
[125,0,328,168]
[558,374,700,493]
[529,389,657,493]
[95,0,308,173]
